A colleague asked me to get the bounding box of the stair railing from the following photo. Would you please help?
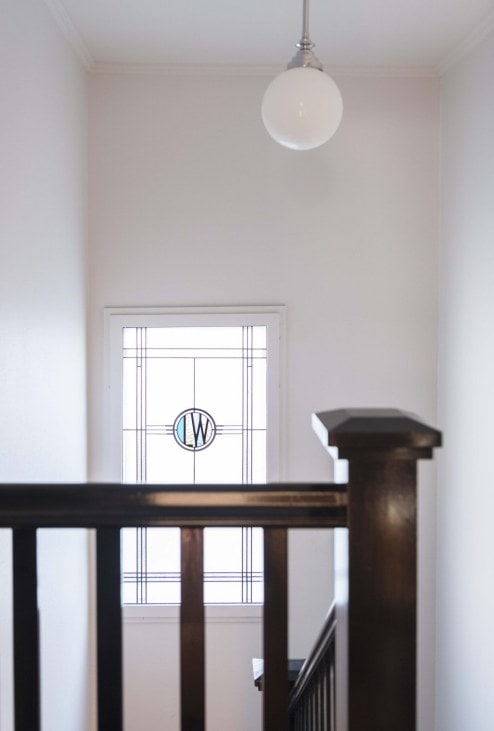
[288,603,337,730]
[0,408,441,731]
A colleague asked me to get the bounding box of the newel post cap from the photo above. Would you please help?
[312,408,442,460]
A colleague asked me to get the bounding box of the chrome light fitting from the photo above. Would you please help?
[262,0,343,151]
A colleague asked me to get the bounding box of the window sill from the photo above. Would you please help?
[123,603,263,624]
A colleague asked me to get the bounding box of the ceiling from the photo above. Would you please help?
[50,0,494,69]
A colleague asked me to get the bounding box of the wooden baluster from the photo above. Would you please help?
[329,644,336,731]
[13,528,40,731]
[180,527,205,731]
[96,527,123,731]
[263,527,288,730]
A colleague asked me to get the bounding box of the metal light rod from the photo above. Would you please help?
[287,0,323,70]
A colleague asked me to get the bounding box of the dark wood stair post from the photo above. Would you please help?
[313,409,441,731]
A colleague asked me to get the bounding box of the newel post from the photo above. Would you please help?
[313,409,441,731]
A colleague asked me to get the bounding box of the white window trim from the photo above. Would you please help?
[103,305,286,615]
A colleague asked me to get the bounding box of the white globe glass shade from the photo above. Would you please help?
[262,66,343,150]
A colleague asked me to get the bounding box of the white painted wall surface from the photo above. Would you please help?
[0,1,89,729]
[123,607,263,731]
[437,30,494,731]
[88,71,439,731]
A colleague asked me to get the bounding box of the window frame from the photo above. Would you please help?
[103,305,285,609]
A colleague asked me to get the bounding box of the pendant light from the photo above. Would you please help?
[262,0,343,151]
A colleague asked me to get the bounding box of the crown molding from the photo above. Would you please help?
[44,0,493,79]
[329,65,438,78]
[92,63,283,77]
[437,8,494,74]
[42,0,94,69]
[91,61,438,78]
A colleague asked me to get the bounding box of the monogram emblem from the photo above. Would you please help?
[173,409,216,451]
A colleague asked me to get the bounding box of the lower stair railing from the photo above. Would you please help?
[0,408,441,731]
[289,604,337,731]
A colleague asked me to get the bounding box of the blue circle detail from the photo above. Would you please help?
[173,408,216,451]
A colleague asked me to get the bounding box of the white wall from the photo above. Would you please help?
[88,70,439,731]
[437,30,494,731]
[0,1,89,729]
[123,606,263,731]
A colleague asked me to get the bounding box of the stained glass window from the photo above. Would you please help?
[113,314,280,604]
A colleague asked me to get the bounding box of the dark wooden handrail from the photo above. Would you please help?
[0,482,347,528]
